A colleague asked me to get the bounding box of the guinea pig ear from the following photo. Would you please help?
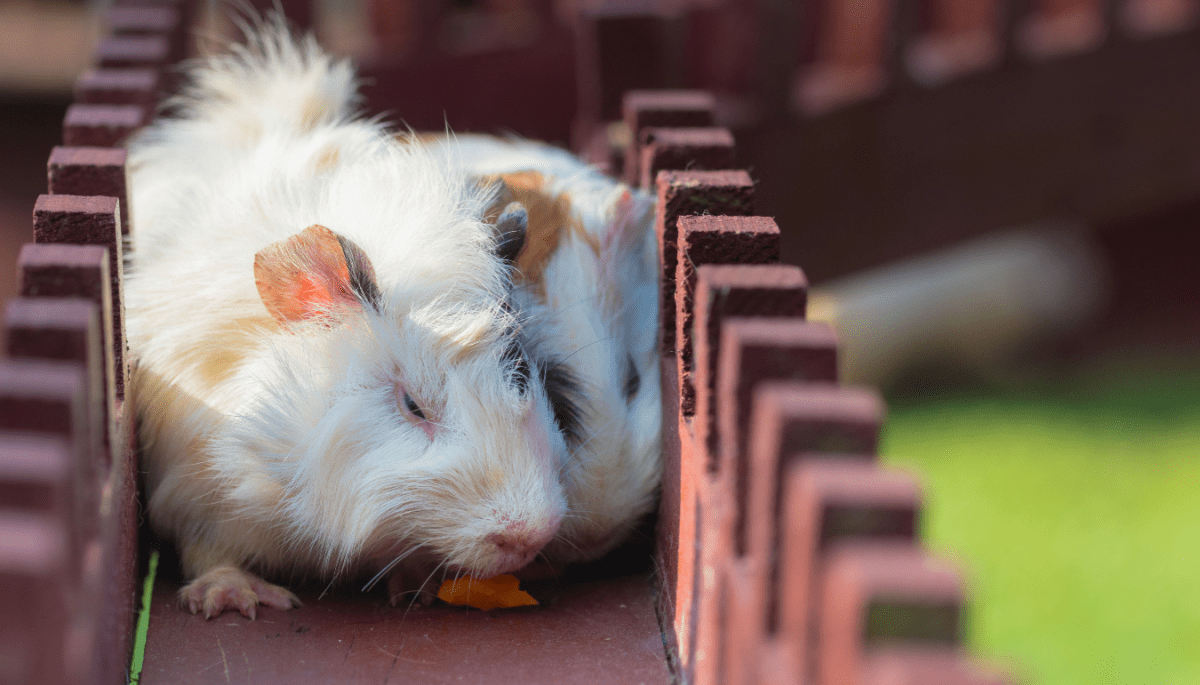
[254,224,381,325]
[493,201,528,265]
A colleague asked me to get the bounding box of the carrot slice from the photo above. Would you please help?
[437,574,538,611]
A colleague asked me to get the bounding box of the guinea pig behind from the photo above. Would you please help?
[125,18,660,619]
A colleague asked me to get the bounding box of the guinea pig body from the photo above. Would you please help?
[124,22,661,618]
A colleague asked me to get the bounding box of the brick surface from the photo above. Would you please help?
[0,360,96,552]
[622,90,716,185]
[0,432,72,519]
[693,264,807,460]
[713,557,759,685]
[33,196,126,398]
[656,170,755,354]
[74,68,161,108]
[96,34,171,69]
[736,382,882,555]
[905,0,1001,86]
[862,647,1013,685]
[715,319,839,483]
[638,127,737,190]
[47,146,132,233]
[62,104,145,148]
[819,543,964,685]
[675,217,780,415]
[0,511,74,685]
[793,0,895,115]
[5,298,112,473]
[768,461,921,683]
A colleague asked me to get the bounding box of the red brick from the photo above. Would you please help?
[18,243,110,303]
[32,196,126,399]
[768,461,922,683]
[638,127,737,190]
[0,511,74,685]
[693,264,807,460]
[862,648,1014,685]
[675,217,780,416]
[714,319,839,482]
[96,34,171,69]
[74,68,161,108]
[905,0,1001,86]
[62,104,145,148]
[735,382,882,555]
[0,433,72,519]
[47,146,132,234]
[792,0,895,115]
[0,360,98,552]
[108,4,180,33]
[656,170,755,354]
[818,543,964,685]
[5,298,113,474]
[622,90,716,185]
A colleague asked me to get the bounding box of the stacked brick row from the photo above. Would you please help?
[570,0,1200,138]
[610,90,1013,685]
[0,3,187,684]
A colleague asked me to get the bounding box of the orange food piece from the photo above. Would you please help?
[437,574,538,611]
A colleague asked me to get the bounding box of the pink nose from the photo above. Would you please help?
[487,520,558,561]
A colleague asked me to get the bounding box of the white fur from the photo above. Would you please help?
[125,20,661,598]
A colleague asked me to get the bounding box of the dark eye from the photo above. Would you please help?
[403,391,426,420]
[623,353,640,401]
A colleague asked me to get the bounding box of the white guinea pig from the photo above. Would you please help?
[124,20,661,619]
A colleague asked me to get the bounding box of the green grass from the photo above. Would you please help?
[128,551,159,685]
[881,366,1200,685]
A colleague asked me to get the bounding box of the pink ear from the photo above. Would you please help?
[254,224,372,324]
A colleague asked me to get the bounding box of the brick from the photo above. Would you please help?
[714,318,839,482]
[905,0,1001,86]
[18,243,110,303]
[0,512,73,685]
[0,360,98,550]
[0,433,72,517]
[47,146,132,234]
[675,217,780,416]
[622,90,716,185]
[638,127,737,190]
[734,381,881,555]
[818,543,964,685]
[74,68,161,108]
[768,462,921,683]
[862,648,1014,685]
[1017,1,1105,60]
[108,4,180,33]
[96,34,171,69]
[792,0,895,115]
[693,264,807,460]
[656,170,755,354]
[5,298,112,473]
[712,557,759,685]
[691,548,742,685]
[62,104,145,148]
[32,196,126,399]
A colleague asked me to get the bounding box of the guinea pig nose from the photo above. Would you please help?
[487,521,557,557]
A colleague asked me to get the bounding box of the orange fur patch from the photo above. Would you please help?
[481,171,595,293]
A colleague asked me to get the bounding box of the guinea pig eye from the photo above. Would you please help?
[402,392,426,420]
[394,383,429,424]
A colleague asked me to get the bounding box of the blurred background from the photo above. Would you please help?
[2,0,1198,682]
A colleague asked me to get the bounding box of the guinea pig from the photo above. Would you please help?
[124,18,661,619]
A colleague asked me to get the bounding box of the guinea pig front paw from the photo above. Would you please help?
[179,565,302,620]
[387,571,438,608]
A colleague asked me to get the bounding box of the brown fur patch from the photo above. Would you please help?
[480,171,594,295]
[300,95,331,132]
[182,316,274,391]
[314,145,340,173]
